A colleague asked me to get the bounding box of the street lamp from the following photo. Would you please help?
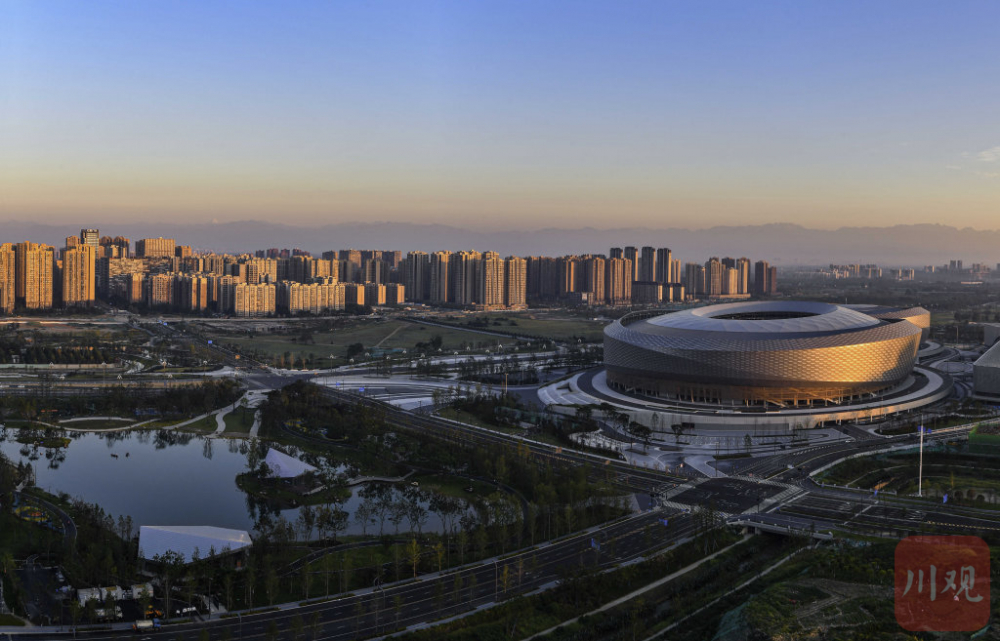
[918,425,926,497]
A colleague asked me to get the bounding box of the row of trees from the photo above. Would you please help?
[0,379,243,420]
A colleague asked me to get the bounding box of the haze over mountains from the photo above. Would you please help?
[2,221,998,267]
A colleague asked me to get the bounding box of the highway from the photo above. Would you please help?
[12,510,695,641]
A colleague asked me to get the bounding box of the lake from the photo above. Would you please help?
[0,427,454,537]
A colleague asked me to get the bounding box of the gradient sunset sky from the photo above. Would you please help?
[2,1,998,230]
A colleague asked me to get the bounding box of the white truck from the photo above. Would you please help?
[132,618,161,630]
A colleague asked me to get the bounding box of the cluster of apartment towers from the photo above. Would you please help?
[399,248,777,308]
[0,232,778,318]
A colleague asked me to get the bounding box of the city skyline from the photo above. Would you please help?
[3,1,999,230]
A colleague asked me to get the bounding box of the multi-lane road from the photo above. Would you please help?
[11,511,695,641]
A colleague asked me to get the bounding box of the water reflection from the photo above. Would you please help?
[0,429,463,539]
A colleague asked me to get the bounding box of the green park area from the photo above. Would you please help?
[223,408,256,435]
[437,312,609,343]
[194,318,521,368]
[816,435,1000,508]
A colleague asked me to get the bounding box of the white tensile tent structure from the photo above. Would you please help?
[264,448,317,479]
[139,525,252,563]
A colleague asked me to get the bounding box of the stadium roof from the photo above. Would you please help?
[138,525,252,563]
[264,448,317,479]
[646,301,879,334]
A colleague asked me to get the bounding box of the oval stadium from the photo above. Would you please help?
[603,301,929,406]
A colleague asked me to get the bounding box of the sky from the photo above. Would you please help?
[1,1,999,231]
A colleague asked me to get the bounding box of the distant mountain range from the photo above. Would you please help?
[2,220,998,267]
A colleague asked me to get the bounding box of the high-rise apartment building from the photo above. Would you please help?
[233,283,276,317]
[146,273,176,307]
[655,248,673,283]
[736,258,751,294]
[136,237,176,259]
[100,236,130,259]
[705,257,723,296]
[339,249,362,283]
[177,274,210,312]
[450,251,480,306]
[624,247,639,282]
[557,256,580,298]
[278,280,344,314]
[15,242,54,309]
[639,246,656,282]
[342,283,366,307]
[632,281,662,304]
[609,247,623,259]
[504,256,527,309]
[684,262,705,298]
[722,267,739,295]
[754,260,778,295]
[364,282,387,307]
[526,256,559,301]
[477,252,505,308]
[0,244,14,314]
[429,251,450,304]
[80,229,100,248]
[581,255,605,304]
[362,258,390,284]
[605,257,632,305]
[61,244,97,307]
[385,283,405,305]
[401,251,430,302]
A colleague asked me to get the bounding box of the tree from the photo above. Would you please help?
[152,550,185,619]
[290,614,305,641]
[353,600,366,637]
[433,541,445,573]
[222,572,233,611]
[355,497,374,537]
[408,538,421,578]
[301,560,313,600]
[265,564,279,606]
[629,423,652,452]
[309,612,322,641]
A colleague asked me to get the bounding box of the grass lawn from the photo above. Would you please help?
[57,418,135,430]
[436,407,566,447]
[199,319,518,366]
[0,613,25,626]
[0,511,63,559]
[432,313,608,343]
[499,315,608,342]
[180,415,219,433]
[410,473,497,500]
[437,407,498,429]
[223,409,256,435]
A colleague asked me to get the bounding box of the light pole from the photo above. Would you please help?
[918,424,925,497]
[493,560,499,602]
